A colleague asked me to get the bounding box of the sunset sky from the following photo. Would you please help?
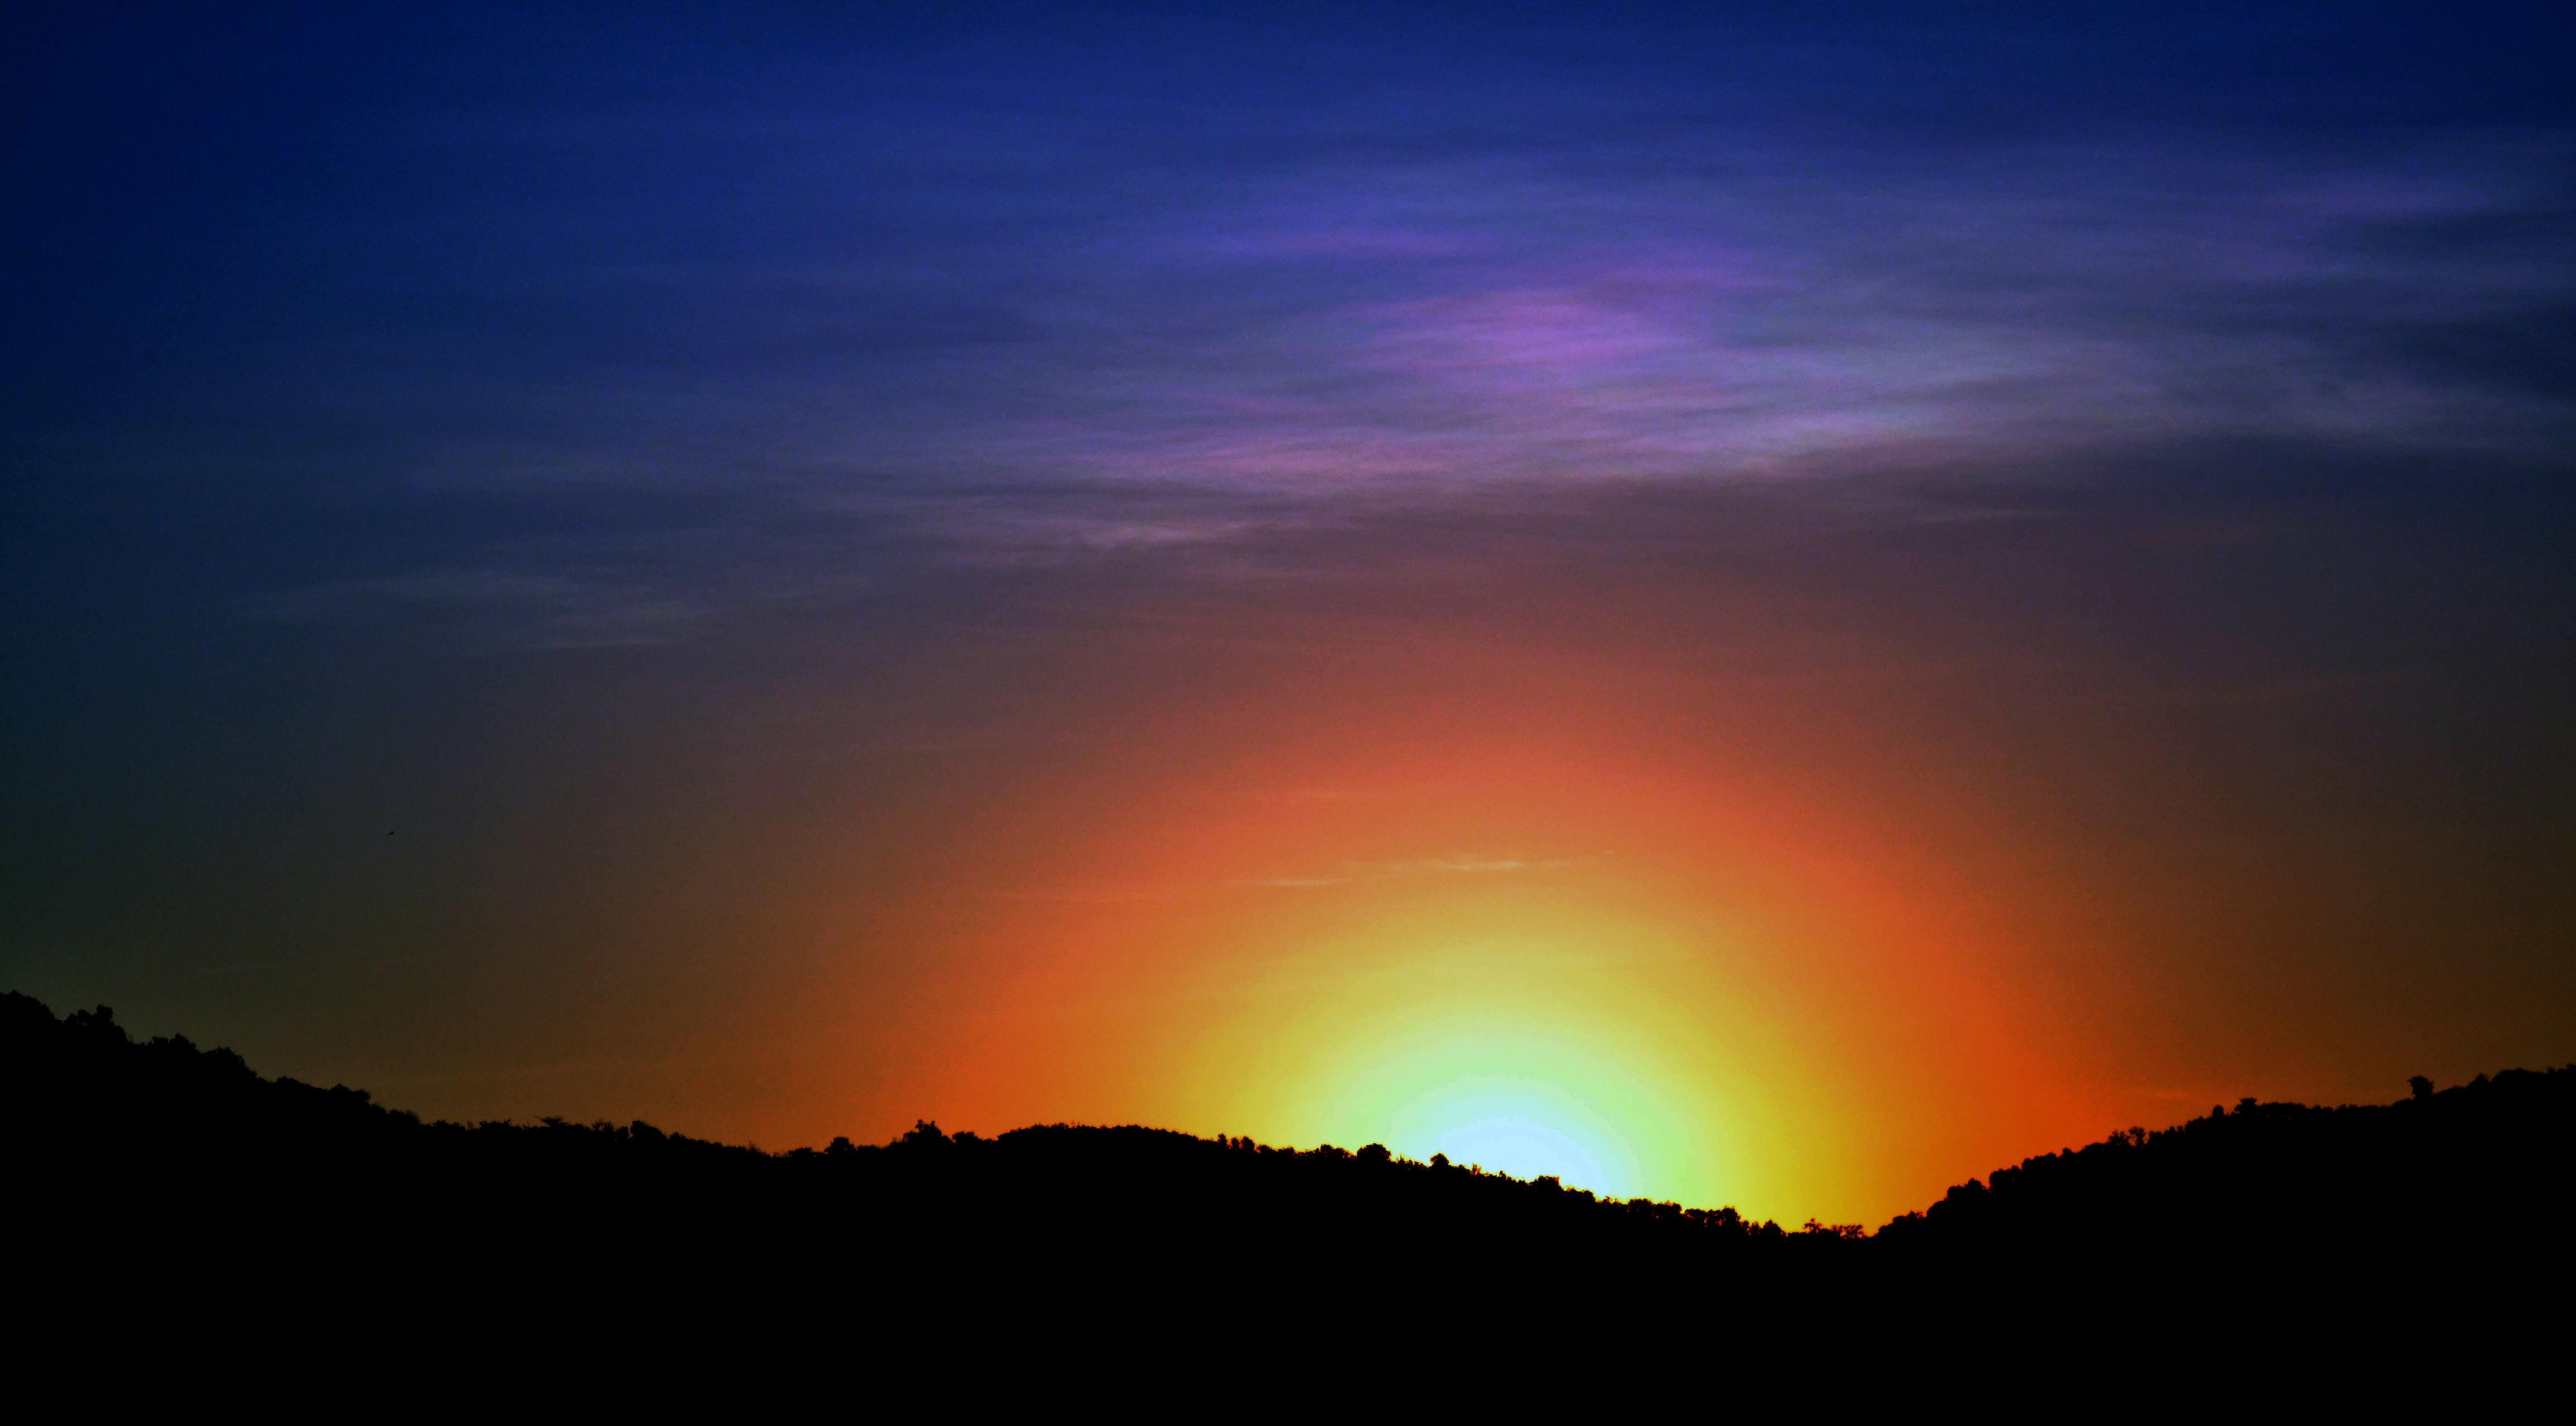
[7,3,2573,1224]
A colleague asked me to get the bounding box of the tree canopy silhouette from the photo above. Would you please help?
[9,989,2567,1362]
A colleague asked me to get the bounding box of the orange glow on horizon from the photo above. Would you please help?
[812,624,2110,1226]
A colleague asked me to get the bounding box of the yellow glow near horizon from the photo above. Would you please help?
[1341,1033,1666,1196]
[1185,890,1774,1207]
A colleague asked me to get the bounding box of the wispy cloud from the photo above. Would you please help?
[84,20,2576,618]
[1002,140,2576,498]
[243,568,712,649]
[1231,854,1602,891]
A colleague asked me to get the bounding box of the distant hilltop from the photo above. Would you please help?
[10,989,2569,1352]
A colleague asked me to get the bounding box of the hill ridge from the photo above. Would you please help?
[13,989,2569,1252]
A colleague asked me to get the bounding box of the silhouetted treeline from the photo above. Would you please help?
[1877,1071,2576,1277]
[3,992,1841,1273]
[11,989,2569,1362]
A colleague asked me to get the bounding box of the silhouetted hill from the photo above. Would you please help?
[1877,1071,2576,1275]
[11,989,2568,1367]
[4,992,1844,1269]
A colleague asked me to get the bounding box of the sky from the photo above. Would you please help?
[6,3,2574,1224]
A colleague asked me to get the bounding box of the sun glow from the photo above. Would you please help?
[912,677,2088,1227]
[1211,896,1767,1206]
[1365,1045,1658,1196]
[1299,991,1715,1202]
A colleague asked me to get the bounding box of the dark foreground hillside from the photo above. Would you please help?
[4,993,1851,1272]
[10,989,2570,1367]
